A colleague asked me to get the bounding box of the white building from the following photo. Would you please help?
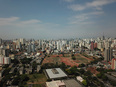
[45,68,67,79]
[46,80,65,87]
[19,38,26,45]
[76,76,84,82]
[0,56,11,65]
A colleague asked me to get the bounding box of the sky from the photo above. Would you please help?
[0,0,116,39]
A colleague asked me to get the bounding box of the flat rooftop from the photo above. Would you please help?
[105,74,116,82]
[63,79,83,87]
[110,72,116,75]
[45,68,67,79]
[46,80,65,87]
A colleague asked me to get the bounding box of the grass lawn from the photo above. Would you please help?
[76,58,88,63]
[76,55,81,58]
[27,73,47,84]
[24,73,47,87]
[25,84,46,87]
[74,54,89,63]
[64,54,71,57]
[32,84,46,87]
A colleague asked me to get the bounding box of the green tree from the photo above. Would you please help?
[69,66,78,75]
[72,54,74,57]
[79,69,85,74]
[82,80,87,86]
[66,69,72,74]
[3,68,11,76]
[60,62,67,69]
[12,76,20,85]
[84,71,92,76]
[11,58,19,65]
[96,73,102,78]
[72,56,76,60]
[101,75,108,81]
[78,63,85,67]
[55,62,59,68]
[20,74,29,81]
[21,58,32,64]
[109,80,116,86]
[2,64,9,68]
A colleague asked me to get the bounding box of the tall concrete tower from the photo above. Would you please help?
[104,47,113,62]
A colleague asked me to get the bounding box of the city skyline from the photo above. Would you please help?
[0,0,116,39]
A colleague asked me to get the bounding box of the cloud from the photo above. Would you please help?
[63,0,75,2]
[20,19,41,24]
[69,0,116,11]
[86,0,115,7]
[0,17,19,22]
[69,11,104,24]
[68,0,108,25]
[69,5,85,11]
[0,17,41,26]
[0,17,61,39]
[87,11,104,15]
[0,17,19,26]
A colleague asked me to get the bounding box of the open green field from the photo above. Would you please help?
[25,73,47,87]
[25,84,45,87]
[75,54,82,58]
[75,54,90,63]
[76,57,89,63]
[28,74,47,83]
[64,54,71,57]
[32,84,46,87]
[43,53,93,67]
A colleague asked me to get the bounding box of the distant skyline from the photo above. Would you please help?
[0,0,116,39]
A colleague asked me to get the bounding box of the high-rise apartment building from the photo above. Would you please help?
[57,41,60,51]
[0,56,11,65]
[104,47,113,62]
[27,43,31,53]
[31,43,35,52]
[19,38,25,45]
[2,49,10,57]
[90,41,94,50]
[94,43,97,49]
[111,58,116,70]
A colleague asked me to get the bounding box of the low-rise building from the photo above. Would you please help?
[111,58,116,70]
[63,79,83,87]
[37,65,41,72]
[76,76,84,82]
[19,67,24,75]
[46,80,66,87]
[45,68,67,79]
